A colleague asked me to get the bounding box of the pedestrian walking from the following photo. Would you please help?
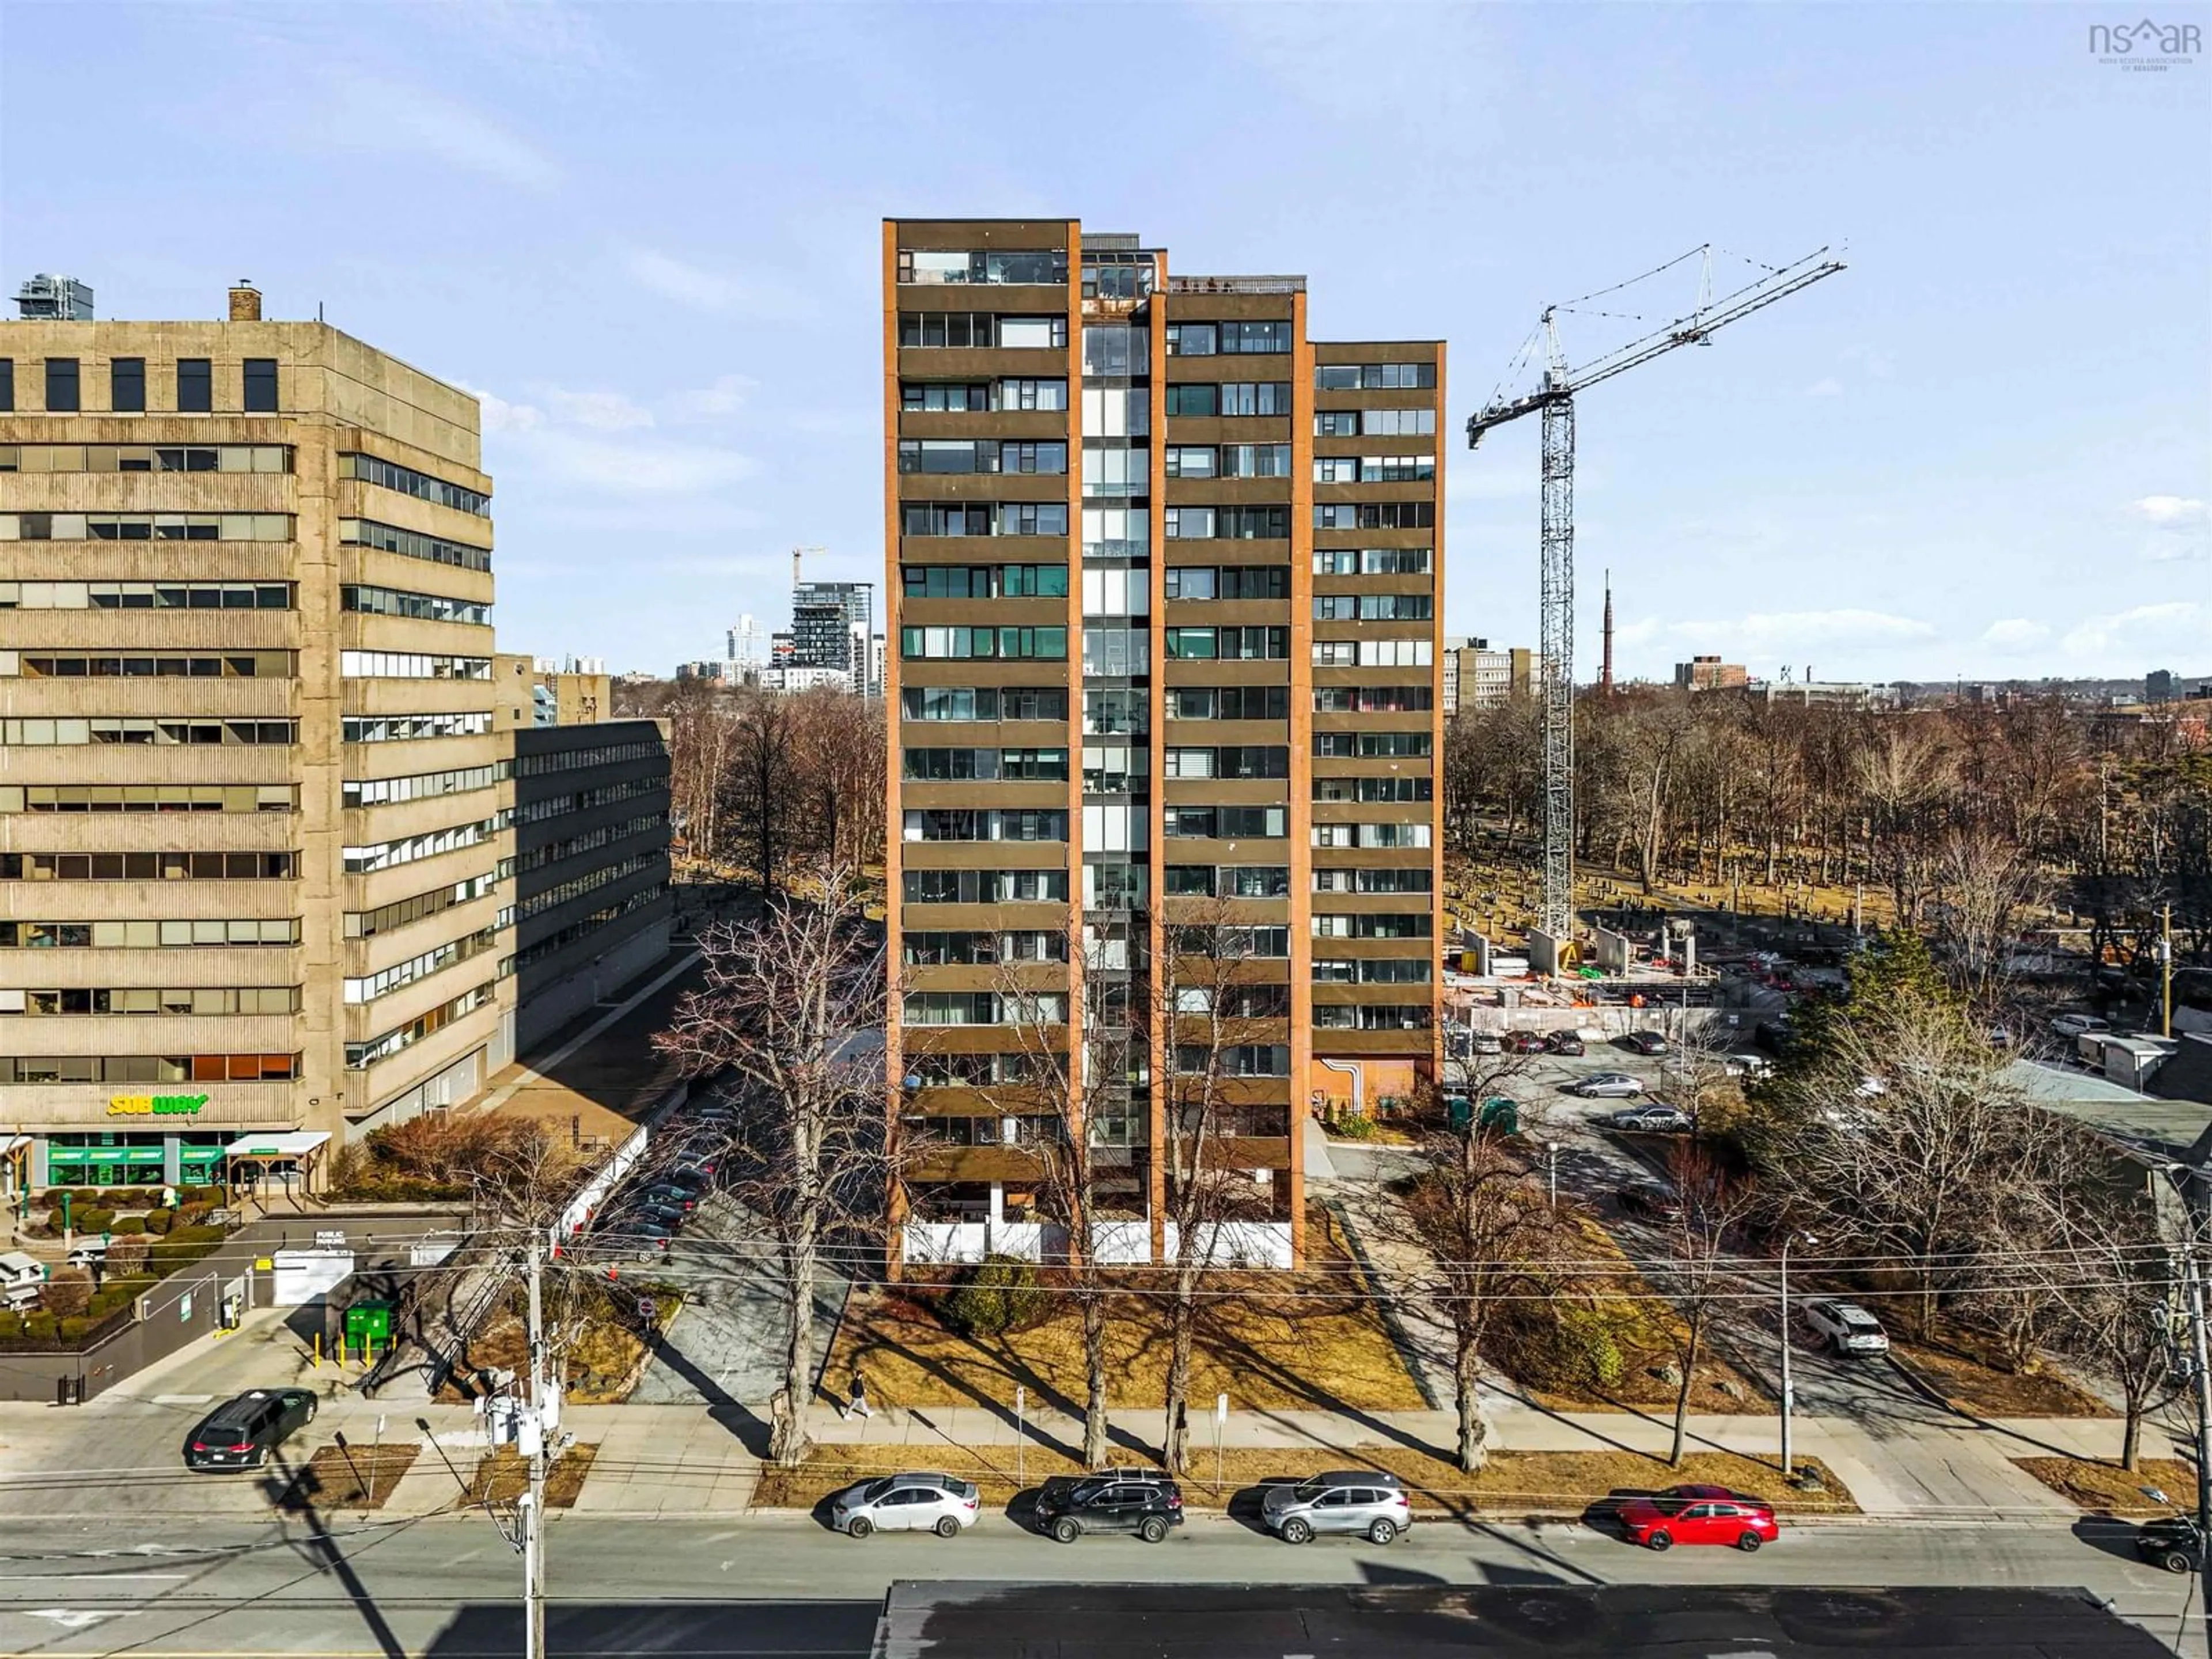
[844,1370,874,1421]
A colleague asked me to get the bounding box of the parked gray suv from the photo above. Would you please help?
[1259,1470,1411,1544]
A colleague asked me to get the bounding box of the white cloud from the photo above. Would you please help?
[1627,609,1936,652]
[541,388,654,431]
[323,75,558,192]
[2063,601,2207,658]
[669,374,755,421]
[2131,495,2208,525]
[1980,618,2051,652]
[459,381,749,496]
[1805,377,1843,397]
[620,249,817,321]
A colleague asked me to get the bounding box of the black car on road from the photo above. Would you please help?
[184,1388,317,1472]
[2137,1516,2205,1573]
[1034,1472,1184,1543]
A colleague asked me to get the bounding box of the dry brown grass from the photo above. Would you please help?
[437,1285,675,1406]
[823,1207,1421,1412]
[277,1443,421,1512]
[753,1441,1855,1520]
[1891,1324,2108,1419]
[461,1444,599,1509]
[2014,1456,2197,1517]
[1500,1216,1774,1415]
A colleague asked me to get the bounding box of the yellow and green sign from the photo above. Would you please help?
[107,1094,210,1117]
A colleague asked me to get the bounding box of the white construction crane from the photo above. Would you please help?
[1466,244,1845,949]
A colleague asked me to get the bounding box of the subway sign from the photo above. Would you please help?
[107,1094,211,1117]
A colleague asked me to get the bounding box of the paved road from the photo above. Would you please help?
[0,1513,2198,1657]
[626,1198,847,1409]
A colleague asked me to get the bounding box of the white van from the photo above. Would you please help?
[0,1251,44,1312]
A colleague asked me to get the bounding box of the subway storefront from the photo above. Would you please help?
[23,1093,273,1190]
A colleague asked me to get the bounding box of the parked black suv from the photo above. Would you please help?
[184,1388,317,1472]
[1034,1471,1184,1543]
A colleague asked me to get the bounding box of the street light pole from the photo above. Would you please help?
[1779,1231,1813,1480]
[2160,904,2175,1040]
[522,1238,547,1659]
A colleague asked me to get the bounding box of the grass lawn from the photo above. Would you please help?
[462,1444,599,1508]
[278,1443,421,1512]
[1889,1325,2108,1418]
[753,1441,1855,1520]
[821,1206,1422,1414]
[1498,1217,1774,1416]
[2014,1456,2198,1517]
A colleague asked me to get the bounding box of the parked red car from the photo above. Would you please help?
[1613,1485,1779,1551]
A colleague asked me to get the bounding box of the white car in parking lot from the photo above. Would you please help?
[830,1471,981,1538]
[2050,1013,2109,1042]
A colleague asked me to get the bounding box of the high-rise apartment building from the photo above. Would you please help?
[0,283,671,1195]
[791,579,876,695]
[884,220,1442,1270]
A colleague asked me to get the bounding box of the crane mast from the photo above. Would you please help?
[1468,244,1843,950]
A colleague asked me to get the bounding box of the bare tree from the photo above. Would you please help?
[1648,1146,1755,1466]
[1387,1095,1560,1473]
[2026,1132,2184,1471]
[1750,987,2021,1332]
[654,862,891,1463]
[1157,899,1285,1474]
[725,691,797,894]
[964,925,1124,1468]
[1931,827,2048,1012]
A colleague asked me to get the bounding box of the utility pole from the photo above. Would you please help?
[2161,904,2175,1040]
[1778,1231,1812,1481]
[2185,1237,2211,1654]
[522,1238,547,1659]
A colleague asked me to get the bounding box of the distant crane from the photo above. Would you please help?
[1466,244,1845,947]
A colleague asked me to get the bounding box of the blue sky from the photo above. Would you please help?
[5,2,2205,681]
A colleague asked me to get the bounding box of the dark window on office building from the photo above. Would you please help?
[110,358,146,413]
[243,359,278,413]
[44,359,79,412]
[177,359,213,412]
[0,359,14,413]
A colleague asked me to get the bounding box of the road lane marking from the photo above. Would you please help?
[21,1610,132,1630]
[0,1575,187,1582]
[150,1396,214,1406]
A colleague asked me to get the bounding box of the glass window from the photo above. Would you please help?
[1165,384,1217,418]
[44,359,79,412]
[109,358,145,413]
[177,358,212,412]
[0,359,12,413]
[1166,323,1217,357]
[241,358,276,412]
[998,316,1067,350]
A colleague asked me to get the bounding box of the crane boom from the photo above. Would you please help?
[1464,243,1844,953]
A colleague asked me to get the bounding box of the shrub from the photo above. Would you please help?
[177,1203,212,1227]
[1494,1297,1637,1393]
[45,1207,69,1234]
[105,1237,151,1275]
[944,1254,1050,1336]
[111,1215,146,1236]
[41,1268,93,1320]
[22,1312,57,1343]
[142,1209,175,1235]
[1329,1111,1378,1142]
[78,1208,116,1234]
[0,1312,20,1339]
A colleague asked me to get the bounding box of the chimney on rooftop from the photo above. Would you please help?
[228,281,262,322]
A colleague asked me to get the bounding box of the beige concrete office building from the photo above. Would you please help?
[0,285,668,1195]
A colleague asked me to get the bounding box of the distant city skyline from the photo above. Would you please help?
[6,3,2202,678]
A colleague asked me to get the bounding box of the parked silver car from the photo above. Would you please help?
[1567,1071,1645,1099]
[829,1471,980,1538]
[1260,1471,1411,1544]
